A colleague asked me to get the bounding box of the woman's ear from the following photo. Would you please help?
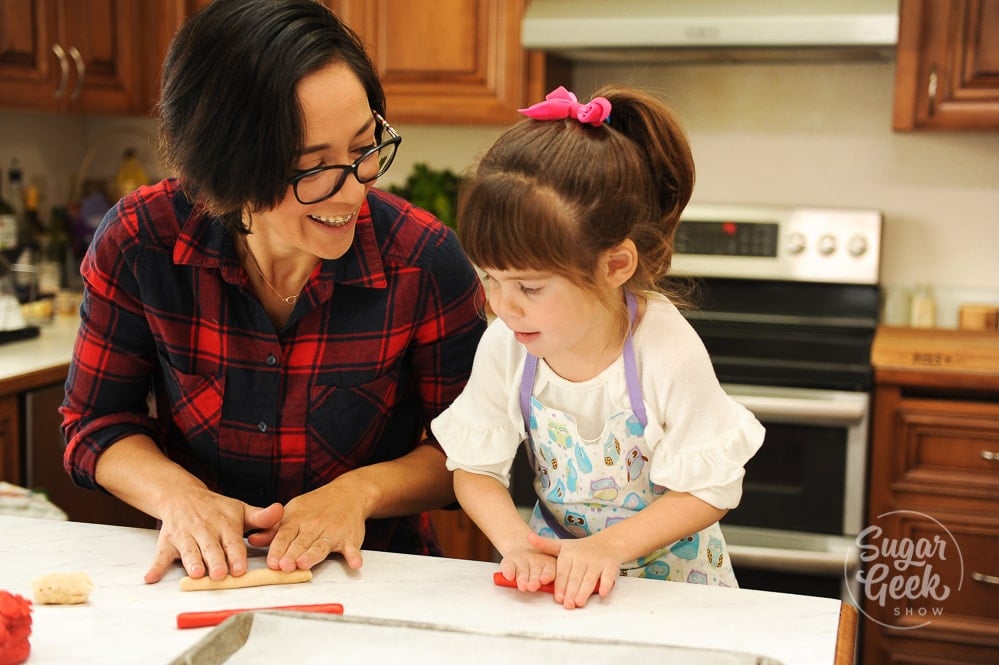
[602,239,638,288]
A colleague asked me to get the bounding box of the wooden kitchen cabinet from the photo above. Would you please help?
[0,394,19,484]
[0,0,154,114]
[430,508,495,562]
[185,0,554,124]
[1,0,552,122]
[864,327,999,665]
[331,0,550,124]
[0,356,155,528]
[893,0,999,130]
[24,381,155,528]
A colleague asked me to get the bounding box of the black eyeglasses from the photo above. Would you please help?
[288,111,402,205]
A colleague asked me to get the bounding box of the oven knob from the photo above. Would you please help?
[848,234,868,257]
[817,234,837,255]
[786,232,807,254]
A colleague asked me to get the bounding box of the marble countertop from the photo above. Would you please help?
[0,315,79,387]
[0,515,854,665]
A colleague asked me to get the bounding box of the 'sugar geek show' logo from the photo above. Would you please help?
[847,510,964,630]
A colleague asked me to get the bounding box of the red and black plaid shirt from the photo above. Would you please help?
[61,179,485,555]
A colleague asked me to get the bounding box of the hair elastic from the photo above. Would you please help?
[518,86,611,126]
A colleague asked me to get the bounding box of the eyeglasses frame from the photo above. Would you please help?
[287,111,402,205]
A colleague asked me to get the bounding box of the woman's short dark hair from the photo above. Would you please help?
[157,0,384,232]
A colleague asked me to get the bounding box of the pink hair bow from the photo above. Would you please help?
[518,86,611,126]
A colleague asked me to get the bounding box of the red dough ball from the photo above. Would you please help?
[0,591,32,665]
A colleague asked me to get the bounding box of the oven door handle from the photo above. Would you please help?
[727,392,867,425]
[727,544,858,576]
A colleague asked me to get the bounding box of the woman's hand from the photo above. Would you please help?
[143,487,283,584]
[527,531,619,609]
[257,480,370,573]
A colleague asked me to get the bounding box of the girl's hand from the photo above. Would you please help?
[144,488,283,584]
[527,532,619,609]
[497,545,557,592]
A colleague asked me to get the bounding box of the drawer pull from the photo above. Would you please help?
[982,450,999,461]
[971,572,999,585]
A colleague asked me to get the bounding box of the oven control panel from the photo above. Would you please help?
[671,203,882,285]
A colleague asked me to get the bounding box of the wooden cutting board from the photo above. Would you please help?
[871,326,999,373]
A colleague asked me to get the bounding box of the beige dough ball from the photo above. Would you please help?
[31,572,94,605]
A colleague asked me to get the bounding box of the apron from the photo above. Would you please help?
[518,293,737,586]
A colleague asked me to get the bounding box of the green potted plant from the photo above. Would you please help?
[387,163,460,232]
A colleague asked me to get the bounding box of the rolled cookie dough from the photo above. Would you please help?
[32,572,94,605]
[179,568,312,591]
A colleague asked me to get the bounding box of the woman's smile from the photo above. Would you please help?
[309,206,359,229]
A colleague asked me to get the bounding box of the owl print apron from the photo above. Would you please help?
[518,293,738,586]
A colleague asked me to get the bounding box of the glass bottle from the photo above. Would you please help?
[29,187,60,298]
[0,167,19,264]
[909,284,937,328]
[112,148,148,201]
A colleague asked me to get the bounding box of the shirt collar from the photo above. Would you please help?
[173,194,388,291]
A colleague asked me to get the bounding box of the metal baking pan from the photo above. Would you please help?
[171,610,783,665]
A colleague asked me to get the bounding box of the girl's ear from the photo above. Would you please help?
[602,239,638,288]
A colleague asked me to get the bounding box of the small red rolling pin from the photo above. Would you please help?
[176,602,344,629]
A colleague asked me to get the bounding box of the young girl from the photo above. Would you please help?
[430,85,765,609]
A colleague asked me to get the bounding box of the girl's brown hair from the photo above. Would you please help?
[458,84,695,320]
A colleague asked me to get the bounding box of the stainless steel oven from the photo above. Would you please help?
[671,203,882,602]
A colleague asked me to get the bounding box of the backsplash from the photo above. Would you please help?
[3,60,998,327]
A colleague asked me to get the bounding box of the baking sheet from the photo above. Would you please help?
[171,611,784,665]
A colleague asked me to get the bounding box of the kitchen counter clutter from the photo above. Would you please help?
[0,313,79,391]
[0,515,857,665]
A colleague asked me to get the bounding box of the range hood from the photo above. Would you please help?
[522,0,900,64]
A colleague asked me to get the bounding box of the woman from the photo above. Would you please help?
[60,0,485,585]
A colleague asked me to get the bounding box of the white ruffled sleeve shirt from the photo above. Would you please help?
[430,293,765,510]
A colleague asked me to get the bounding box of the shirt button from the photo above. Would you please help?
[265,354,277,366]
[257,421,268,432]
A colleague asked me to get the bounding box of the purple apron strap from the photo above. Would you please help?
[623,291,648,430]
[518,291,647,538]
[520,353,539,432]
[518,291,646,432]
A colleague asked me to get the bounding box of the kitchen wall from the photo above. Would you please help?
[572,59,999,326]
[2,58,997,326]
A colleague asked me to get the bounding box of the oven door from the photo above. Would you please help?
[720,524,860,600]
[721,383,869,600]
[724,383,869,535]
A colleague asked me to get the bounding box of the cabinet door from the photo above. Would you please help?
[26,382,155,528]
[0,395,20,485]
[57,0,143,114]
[894,0,999,130]
[0,0,147,114]
[0,0,61,111]
[337,0,541,124]
[429,508,494,561]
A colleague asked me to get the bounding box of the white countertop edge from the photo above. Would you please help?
[0,515,847,665]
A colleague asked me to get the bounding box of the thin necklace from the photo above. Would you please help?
[239,235,302,305]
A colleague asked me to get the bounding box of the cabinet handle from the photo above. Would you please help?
[51,44,69,100]
[971,572,999,585]
[982,450,999,461]
[927,64,938,117]
[68,46,85,101]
